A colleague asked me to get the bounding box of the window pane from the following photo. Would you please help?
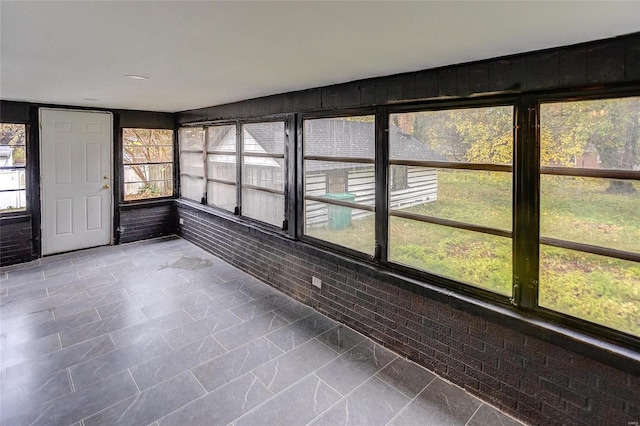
[243,160,285,191]
[391,168,512,231]
[539,246,640,337]
[389,217,512,295]
[540,97,640,170]
[305,161,375,207]
[304,116,375,158]
[244,122,284,155]
[123,164,173,201]
[390,106,513,164]
[242,188,284,227]
[207,155,236,182]
[541,176,639,253]
[180,175,204,202]
[180,152,204,177]
[0,168,25,190]
[207,181,235,212]
[123,146,173,164]
[179,128,204,151]
[124,128,172,145]
[304,200,375,255]
[207,125,236,152]
[0,189,26,212]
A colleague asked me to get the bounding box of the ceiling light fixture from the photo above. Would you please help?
[124,74,149,80]
[82,97,99,101]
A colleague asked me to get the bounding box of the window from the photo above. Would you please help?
[0,123,27,213]
[179,127,205,202]
[242,122,285,227]
[179,120,287,228]
[539,96,640,337]
[388,106,514,295]
[122,128,174,201]
[206,124,237,212]
[303,115,376,255]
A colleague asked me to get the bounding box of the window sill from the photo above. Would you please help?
[120,198,176,210]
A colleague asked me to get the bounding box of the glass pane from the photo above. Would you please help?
[0,168,25,190]
[180,152,204,177]
[391,168,512,231]
[305,161,375,207]
[0,189,26,212]
[207,181,236,212]
[207,125,236,152]
[243,122,284,155]
[539,246,640,337]
[124,164,173,183]
[123,146,173,164]
[242,187,285,227]
[179,127,204,151]
[123,128,172,146]
[124,180,173,201]
[389,217,512,295]
[390,106,513,164]
[304,200,374,255]
[207,155,236,182]
[304,116,375,158]
[0,146,26,167]
[243,160,285,191]
[180,175,204,202]
[541,176,639,253]
[540,96,640,170]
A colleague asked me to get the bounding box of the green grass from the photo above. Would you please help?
[307,171,640,337]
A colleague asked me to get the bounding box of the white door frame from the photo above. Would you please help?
[39,108,114,255]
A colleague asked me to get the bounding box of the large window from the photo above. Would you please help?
[179,127,205,203]
[179,121,287,228]
[0,123,27,213]
[206,124,237,212]
[388,106,514,295]
[539,96,640,337]
[122,128,174,201]
[242,122,285,227]
[303,116,376,255]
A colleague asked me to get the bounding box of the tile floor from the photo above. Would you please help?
[0,236,524,426]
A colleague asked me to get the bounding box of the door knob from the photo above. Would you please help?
[103,184,110,189]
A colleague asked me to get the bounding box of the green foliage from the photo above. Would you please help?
[308,171,640,337]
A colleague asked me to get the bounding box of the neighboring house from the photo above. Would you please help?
[304,120,443,227]
[206,120,442,227]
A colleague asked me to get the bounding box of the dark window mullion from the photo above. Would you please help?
[513,96,540,310]
[376,109,389,262]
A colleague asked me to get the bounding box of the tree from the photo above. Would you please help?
[122,129,173,199]
[541,97,640,193]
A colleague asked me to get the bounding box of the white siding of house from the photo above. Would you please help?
[305,166,438,227]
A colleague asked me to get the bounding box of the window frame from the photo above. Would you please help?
[178,115,293,233]
[530,90,640,346]
[381,98,519,305]
[0,123,29,215]
[121,127,176,203]
[298,109,379,260]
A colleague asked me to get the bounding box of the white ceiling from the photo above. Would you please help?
[1,1,639,113]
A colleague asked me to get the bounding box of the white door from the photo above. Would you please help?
[40,109,112,255]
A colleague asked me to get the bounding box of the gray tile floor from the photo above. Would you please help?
[1,236,524,426]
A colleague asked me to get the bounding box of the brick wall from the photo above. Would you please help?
[177,201,640,426]
[119,202,176,244]
[0,216,33,266]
